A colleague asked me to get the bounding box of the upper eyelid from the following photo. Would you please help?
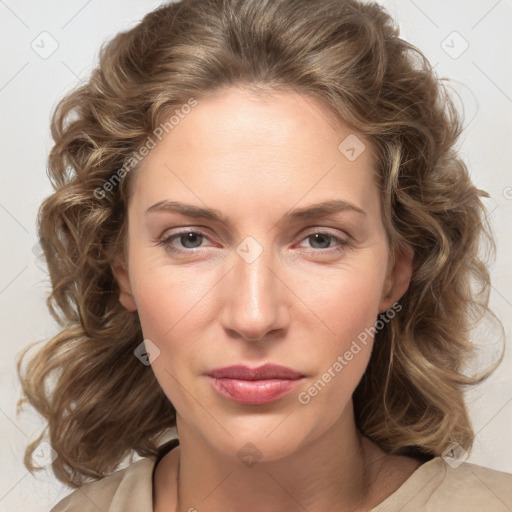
[160,227,211,241]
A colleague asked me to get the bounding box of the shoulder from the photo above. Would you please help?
[375,457,512,511]
[436,459,512,508]
[50,457,157,512]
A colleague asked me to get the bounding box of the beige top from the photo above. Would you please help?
[51,449,512,512]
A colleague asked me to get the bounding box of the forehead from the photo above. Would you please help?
[129,87,380,219]
[151,87,365,159]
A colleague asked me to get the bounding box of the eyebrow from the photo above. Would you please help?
[145,199,367,225]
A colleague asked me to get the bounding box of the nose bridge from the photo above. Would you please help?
[222,237,286,340]
[237,245,274,306]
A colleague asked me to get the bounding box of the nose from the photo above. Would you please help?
[220,242,289,343]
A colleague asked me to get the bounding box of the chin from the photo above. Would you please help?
[195,418,317,465]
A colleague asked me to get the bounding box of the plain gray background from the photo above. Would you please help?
[1,0,511,510]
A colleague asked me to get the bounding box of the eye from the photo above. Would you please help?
[157,230,211,254]
[297,231,350,253]
[156,228,351,255]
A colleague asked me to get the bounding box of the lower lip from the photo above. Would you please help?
[209,377,303,405]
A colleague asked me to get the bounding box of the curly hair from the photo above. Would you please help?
[16,0,503,487]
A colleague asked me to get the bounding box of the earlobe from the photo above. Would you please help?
[111,258,137,312]
[378,245,414,313]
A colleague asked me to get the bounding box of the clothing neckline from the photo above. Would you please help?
[152,437,180,485]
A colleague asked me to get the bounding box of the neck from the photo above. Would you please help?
[154,403,396,512]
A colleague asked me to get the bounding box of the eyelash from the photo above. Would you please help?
[156,228,351,255]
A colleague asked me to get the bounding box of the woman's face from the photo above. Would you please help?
[114,87,412,460]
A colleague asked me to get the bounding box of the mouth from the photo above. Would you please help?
[206,364,305,405]
[207,363,304,380]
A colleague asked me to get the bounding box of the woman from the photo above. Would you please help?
[16,0,512,510]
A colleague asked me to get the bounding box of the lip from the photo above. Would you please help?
[207,364,305,405]
[207,364,304,380]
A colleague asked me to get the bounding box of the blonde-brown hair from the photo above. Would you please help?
[17,0,503,487]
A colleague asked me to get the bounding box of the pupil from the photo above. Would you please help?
[312,233,329,249]
[183,233,201,248]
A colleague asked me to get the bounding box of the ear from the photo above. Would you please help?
[378,244,414,313]
[111,255,137,312]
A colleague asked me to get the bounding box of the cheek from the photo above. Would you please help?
[334,276,384,341]
[312,249,389,347]
[128,256,218,395]
[130,250,216,342]
[131,269,203,410]
[297,281,381,424]
[302,251,388,401]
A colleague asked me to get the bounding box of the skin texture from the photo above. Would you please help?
[113,87,418,512]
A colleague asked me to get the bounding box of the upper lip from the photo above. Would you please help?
[207,364,304,380]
